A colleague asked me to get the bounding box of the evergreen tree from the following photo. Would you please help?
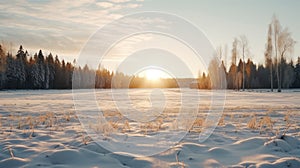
[5,53,19,88]
[65,62,73,89]
[257,65,268,88]
[0,45,6,89]
[30,53,41,89]
[293,57,300,88]
[46,53,55,88]
[245,59,256,89]
[15,45,26,88]
[282,59,295,88]
[54,55,62,89]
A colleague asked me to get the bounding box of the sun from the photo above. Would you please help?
[138,67,171,81]
[145,69,162,81]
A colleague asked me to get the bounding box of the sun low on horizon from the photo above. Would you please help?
[145,69,162,81]
[139,68,172,81]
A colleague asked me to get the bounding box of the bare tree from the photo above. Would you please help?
[271,16,296,92]
[231,38,238,90]
[238,35,248,91]
[216,45,223,61]
[232,38,238,66]
[265,23,273,91]
[216,45,224,88]
[278,28,296,91]
[272,16,281,92]
[224,44,228,71]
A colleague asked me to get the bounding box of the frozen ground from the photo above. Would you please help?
[0,89,300,168]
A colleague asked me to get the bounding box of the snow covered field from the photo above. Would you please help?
[0,89,300,168]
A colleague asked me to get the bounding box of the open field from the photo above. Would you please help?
[0,89,300,168]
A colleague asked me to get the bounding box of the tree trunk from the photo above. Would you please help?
[278,54,283,92]
[277,60,281,92]
[274,32,280,92]
[242,48,245,91]
[270,62,273,92]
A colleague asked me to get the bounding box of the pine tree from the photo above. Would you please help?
[0,45,6,89]
[65,62,73,89]
[293,57,300,88]
[38,50,46,89]
[30,53,41,89]
[54,55,62,89]
[46,53,55,89]
[282,59,295,88]
[6,53,19,89]
[15,45,26,88]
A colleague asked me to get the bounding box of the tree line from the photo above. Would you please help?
[198,57,300,90]
[0,45,178,89]
[0,42,299,90]
[0,16,299,91]
[0,45,73,89]
[198,16,300,91]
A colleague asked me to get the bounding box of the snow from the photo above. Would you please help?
[0,89,300,168]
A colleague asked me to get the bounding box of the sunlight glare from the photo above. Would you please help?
[145,69,163,81]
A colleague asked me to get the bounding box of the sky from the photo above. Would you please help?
[0,0,299,77]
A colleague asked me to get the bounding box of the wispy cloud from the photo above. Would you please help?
[0,0,143,57]
[97,2,114,8]
[109,0,132,3]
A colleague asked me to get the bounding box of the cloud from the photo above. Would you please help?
[109,0,131,3]
[97,2,114,8]
[125,3,141,9]
[0,0,143,57]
